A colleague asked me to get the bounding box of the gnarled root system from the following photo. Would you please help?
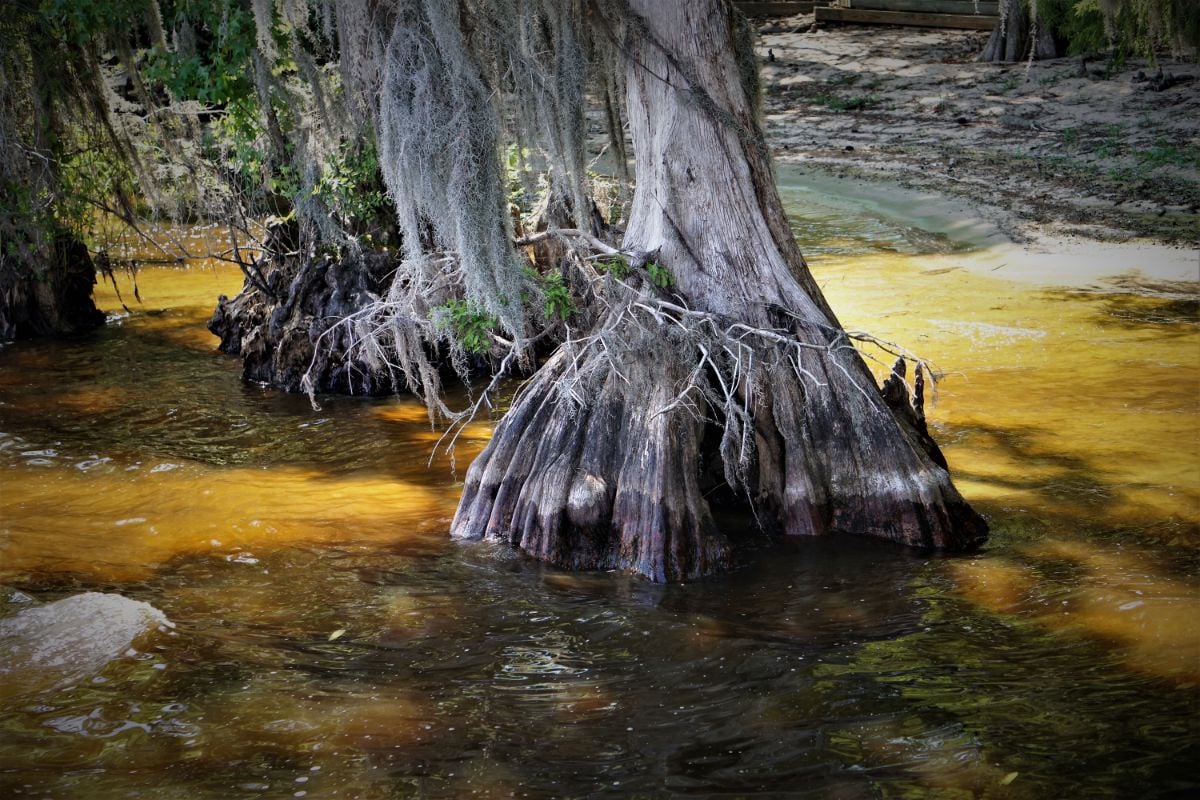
[452,293,987,582]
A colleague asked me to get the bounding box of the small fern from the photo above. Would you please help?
[646,261,674,289]
[541,270,575,320]
[434,300,498,355]
[597,254,631,279]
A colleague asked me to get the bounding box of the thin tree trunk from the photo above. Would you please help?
[451,0,986,581]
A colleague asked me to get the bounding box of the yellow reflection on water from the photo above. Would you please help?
[2,260,471,584]
[817,249,1199,685]
[95,260,242,324]
[1,464,455,581]
[819,254,1199,537]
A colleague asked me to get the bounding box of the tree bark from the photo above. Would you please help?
[208,221,404,395]
[451,0,987,581]
[979,0,1059,63]
[0,236,105,343]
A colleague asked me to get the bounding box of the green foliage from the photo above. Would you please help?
[521,266,576,321]
[40,0,150,45]
[1035,0,1109,56]
[1,0,156,274]
[145,2,257,119]
[824,73,860,87]
[541,271,575,320]
[1037,0,1200,60]
[505,144,536,211]
[1139,139,1200,169]
[1108,164,1137,182]
[434,300,498,355]
[645,261,674,290]
[143,0,268,204]
[312,141,389,232]
[1094,124,1124,158]
[57,135,139,243]
[597,254,630,279]
[140,0,393,236]
[1057,123,1196,174]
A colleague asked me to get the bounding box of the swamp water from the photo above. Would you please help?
[1,187,1197,798]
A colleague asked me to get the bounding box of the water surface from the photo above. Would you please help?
[1,205,1197,798]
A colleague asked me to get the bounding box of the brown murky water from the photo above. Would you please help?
[1,200,1198,798]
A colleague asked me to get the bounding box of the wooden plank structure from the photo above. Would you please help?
[735,2,819,15]
[816,0,999,30]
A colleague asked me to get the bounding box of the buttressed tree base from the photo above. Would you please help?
[450,1,987,580]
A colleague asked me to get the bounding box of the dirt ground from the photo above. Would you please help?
[754,17,1200,248]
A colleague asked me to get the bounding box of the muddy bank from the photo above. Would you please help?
[756,19,1200,246]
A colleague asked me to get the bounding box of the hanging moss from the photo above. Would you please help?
[985,0,1200,62]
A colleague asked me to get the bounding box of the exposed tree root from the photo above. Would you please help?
[208,227,405,395]
[452,276,988,582]
[454,328,731,581]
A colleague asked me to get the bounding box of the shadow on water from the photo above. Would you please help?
[948,420,1126,512]
[1051,277,1200,335]
[925,409,1200,696]
[0,309,484,481]
[943,415,1199,552]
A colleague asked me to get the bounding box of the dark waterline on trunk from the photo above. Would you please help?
[1,192,1197,798]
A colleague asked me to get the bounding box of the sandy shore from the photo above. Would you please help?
[776,165,1199,288]
[755,17,1200,256]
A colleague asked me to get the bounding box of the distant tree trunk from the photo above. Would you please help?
[0,9,108,343]
[0,237,105,343]
[980,0,1059,62]
[451,1,986,581]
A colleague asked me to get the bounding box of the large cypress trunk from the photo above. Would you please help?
[451,0,987,581]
